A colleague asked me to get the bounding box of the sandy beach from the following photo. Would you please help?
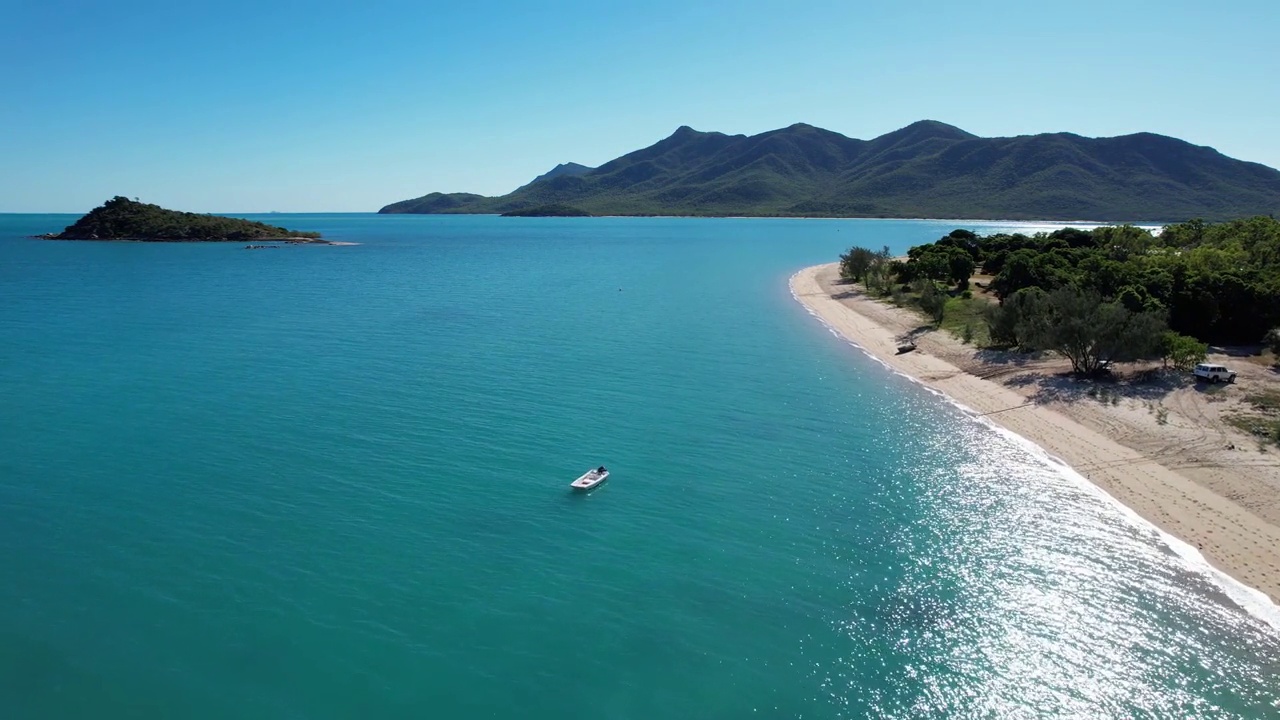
[792,262,1280,608]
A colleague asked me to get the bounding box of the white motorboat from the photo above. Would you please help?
[570,466,610,491]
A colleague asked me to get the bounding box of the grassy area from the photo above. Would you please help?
[1225,414,1280,446]
[1241,349,1277,369]
[878,284,994,347]
[1225,390,1280,447]
[940,295,993,347]
[1245,390,1280,413]
[1200,383,1232,402]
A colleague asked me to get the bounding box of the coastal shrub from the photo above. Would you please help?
[866,265,893,295]
[918,282,947,326]
[1265,328,1280,357]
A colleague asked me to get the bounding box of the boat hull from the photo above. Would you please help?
[570,470,609,491]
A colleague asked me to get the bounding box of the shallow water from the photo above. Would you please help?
[1,214,1277,718]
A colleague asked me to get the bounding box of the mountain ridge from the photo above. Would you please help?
[379,122,1280,221]
[517,162,594,190]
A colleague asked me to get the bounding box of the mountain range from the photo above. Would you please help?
[378,121,1280,221]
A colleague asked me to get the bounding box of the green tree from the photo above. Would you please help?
[839,246,877,282]
[947,249,976,288]
[982,304,1016,347]
[983,286,1047,348]
[990,249,1050,299]
[914,252,951,283]
[864,247,895,295]
[983,301,1013,345]
[1094,224,1155,261]
[1021,288,1166,375]
[888,259,910,285]
[1159,332,1208,371]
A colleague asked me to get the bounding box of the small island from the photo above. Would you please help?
[40,196,330,243]
[499,203,592,217]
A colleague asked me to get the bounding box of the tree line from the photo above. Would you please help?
[840,216,1280,374]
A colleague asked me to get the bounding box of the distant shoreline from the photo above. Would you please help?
[791,262,1280,622]
[384,212,1175,225]
[6,212,1172,226]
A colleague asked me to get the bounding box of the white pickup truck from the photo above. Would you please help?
[1193,363,1237,384]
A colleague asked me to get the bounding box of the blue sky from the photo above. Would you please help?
[2,0,1277,212]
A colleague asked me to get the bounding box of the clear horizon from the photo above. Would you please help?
[2,0,1277,213]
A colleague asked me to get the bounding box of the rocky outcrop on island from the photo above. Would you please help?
[43,197,327,242]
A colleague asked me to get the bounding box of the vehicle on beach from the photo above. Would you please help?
[1193,363,1236,383]
[570,466,610,491]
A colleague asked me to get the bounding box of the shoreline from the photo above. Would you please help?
[376,211,1172,224]
[34,234,335,244]
[791,262,1280,623]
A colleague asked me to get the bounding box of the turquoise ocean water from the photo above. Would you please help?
[1,214,1278,718]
